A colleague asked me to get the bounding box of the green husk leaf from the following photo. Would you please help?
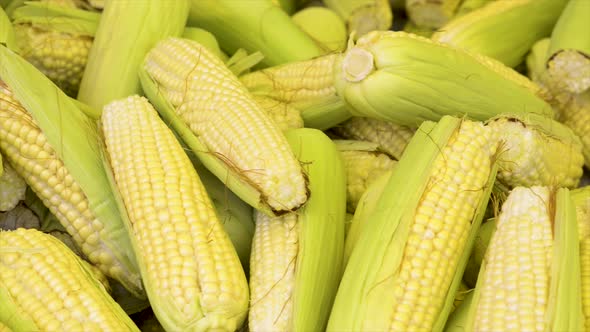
[11,1,100,35]
[77,0,189,110]
[0,5,17,51]
[187,0,324,67]
[181,27,228,62]
[335,31,553,127]
[0,45,143,297]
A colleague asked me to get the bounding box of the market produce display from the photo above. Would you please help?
[0,0,589,331]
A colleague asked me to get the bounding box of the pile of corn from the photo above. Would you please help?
[0,0,589,331]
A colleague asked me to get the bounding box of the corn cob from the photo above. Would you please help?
[545,0,590,95]
[187,0,324,67]
[432,0,567,68]
[466,187,583,331]
[330,117,415,160]
[77,0,189,110]
[343,168,392,266]
[559,92,590,167]
[140,37,309,216]
[251,95,304,131]
[571,186,590,329]
[249,128,346,332]
[0,228,139,332]
[101,95,249,331]
[405,0,461,29]
[291,6,347,52]
[485,113,584,190]
[11,2,98,96]
[328,116,499,331]
[0,45,142,296]
[334,140,397,212]
[324,0,392,38]
[335,31,553,127]
[241,53,351,130]
[0,161,25,212]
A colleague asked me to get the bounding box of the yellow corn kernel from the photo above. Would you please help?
[331,117,415,160]
[142,37,309,214]
[0,228,139,332]
[0,159,26,212]
[101,95,249,331]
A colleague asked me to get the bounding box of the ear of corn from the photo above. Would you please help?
[241,53,352,130]
[545,0,590,95]
[187,0,324,67]
[467,187,584,331]
[324,0,392,38]
[570,186,590,329]
[343,168,392,266]
[333,139,397,212]
[100,95,249,332]
[330,117,415,160]
[0,228,140,332]
[140,37,309,216]
[0,45,143,297]
[559,92,590,167]
[335,31,553,127]
[181,27,228,62]
[0,160,26,212]
[291,7,347,53]
[432,0,568,68]
[328,116,499,331]
[11,2,98,96]
[249,128,346,332]
[485,112,584,190]
[77,0,189,110]
[405,0,461,29]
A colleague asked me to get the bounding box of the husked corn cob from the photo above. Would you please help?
[330,117,415,160]
[0,228,139,332]
[559,92,590,167]
[78,0,189,110]
[335,31,553,127]
[486,113,584,189]
[249,128,346,332]
[405,0,461,29]
[241,53,351,130]
[324,0,392,38]
[468,187,583,331]
[0,46,142,296]
[334,140,397,212]
[545,0,590,95]
[571,186,590,328]
[251,95,304,131]
[101,95,249,331]
[328,116,499,331]
[0,160,26,212]
[187,0,324,67]
[432,0,568,68]
[141,37,309,215]
[291,7,347,52]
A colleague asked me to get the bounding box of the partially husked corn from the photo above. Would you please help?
[101,95,249,332]
[143,37,309,214]
[0,228,139,332]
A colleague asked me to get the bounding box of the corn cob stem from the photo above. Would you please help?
[101,95,249,331]
[140,37,309,216]
[77,0,189,110]
[432,0,568,68]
